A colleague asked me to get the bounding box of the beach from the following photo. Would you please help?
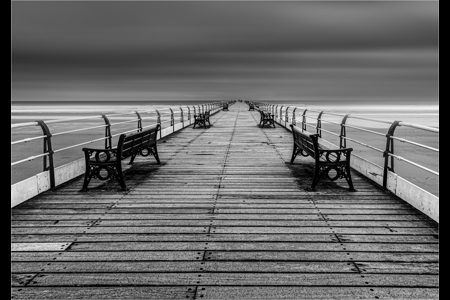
[11,102,439,196]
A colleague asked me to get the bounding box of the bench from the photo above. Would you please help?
[248,103,255,111]
[289,124,356,192]
[258,109,275,128]
[81,124,161,191]
[223,103,229,111]
[193,110,211,129]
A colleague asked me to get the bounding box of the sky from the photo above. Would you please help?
[11,0,439,103]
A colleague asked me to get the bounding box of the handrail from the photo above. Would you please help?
[256,102,439,190]
[11,101,223,191]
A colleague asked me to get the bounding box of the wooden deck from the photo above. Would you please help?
[11,103,438,299]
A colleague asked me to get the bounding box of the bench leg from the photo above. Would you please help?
[290,145,301,164]
[150,145,161,164]
[114,165,127,191]
[309,165,322,191]
[81,166,93,191]
[128,153,137,165]
[343,164,357,192]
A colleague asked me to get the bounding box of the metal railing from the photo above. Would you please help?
[249,101,438,192]
[11,101,229,191]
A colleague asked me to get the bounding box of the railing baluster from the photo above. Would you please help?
[383,121,401,188]
[102,114,112,149]
[317,111,323,137]
[135,111,142,132]
[36,120,55,188]
[339,114,350,149]
[302,109,308,131]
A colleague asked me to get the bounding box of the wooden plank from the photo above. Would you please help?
[11,287,195,299]
[207,251,438,262]
[194,273,438,287]
[65,242,438,253]
[196,286,438,299]
[11,251,202,262]
[11,261,358,273]
[11,243,72,252]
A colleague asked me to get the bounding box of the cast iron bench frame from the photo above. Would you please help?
[248,104,255,111]
[223,103,229,111]
[81,124,161,191]
[193,111,211,129]
[289,124,356,192]
[258,109,276,128]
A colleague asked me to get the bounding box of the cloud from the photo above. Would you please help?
[11,1,438,102]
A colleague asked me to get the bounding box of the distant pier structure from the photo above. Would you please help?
[11,101,438,299]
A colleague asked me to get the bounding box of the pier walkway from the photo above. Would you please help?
[11,103,438,299]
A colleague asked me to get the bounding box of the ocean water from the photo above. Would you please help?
[11,100,439,127]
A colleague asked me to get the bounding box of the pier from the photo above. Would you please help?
[11,102,438,299]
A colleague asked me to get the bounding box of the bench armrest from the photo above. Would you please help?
[82,147,118,162]
[318,147,353,162]
[318,147,353,154]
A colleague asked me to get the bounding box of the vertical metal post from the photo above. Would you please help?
[180,107,184,127]
[292,108,297,126]
[169,108,174,132]
[317,111,323,137]
[36,120,55,188]
[187,107,191,122]
[279,106,283,124]
[135,111,142,132]
[275,105,279,119]
[101,114,112,149]
[302,109,308,131]
[285,106,290,128]
[155,109,161,139]
[201,105,204,114]
[383,121,401,188]
[340,114,350,149]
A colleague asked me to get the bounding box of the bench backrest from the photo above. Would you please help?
[117,124,160,159]
[289,124,319,159]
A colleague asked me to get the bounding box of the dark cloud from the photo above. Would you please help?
[11,1,438,102]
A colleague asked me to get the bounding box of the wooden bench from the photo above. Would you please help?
[81,124,161,191]
[258,109,275,128]
[193,110,211,129]
[223,103,229,111]
[248,103,255,111]
[289,124,356,191]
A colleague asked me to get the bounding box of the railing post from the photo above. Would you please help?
[187,107,191,123]
[169,108,174,132]
[302,109,308,131]
[101,114,112,149]
[275,105,278,119]
[292,108,297,126]
[317,111,323,137]
[135,111,142,132]
[339,114,350,148]
[279,106,283,124]
[155,109,161,139]
[285,106,290,128]
[201,105,204,114]
[180,107,184,127]
[383,121,401,188]
[36,120,55,188]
